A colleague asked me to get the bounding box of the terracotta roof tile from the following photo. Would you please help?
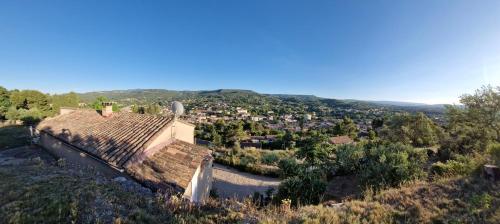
[126,140,212,190]
[330,136,354,145]
[37,109,173,166]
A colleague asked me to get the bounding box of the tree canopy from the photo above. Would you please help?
[10,90,50,111]
[380,112,442,147]
[0,86,11,119]
[442,85,500,154]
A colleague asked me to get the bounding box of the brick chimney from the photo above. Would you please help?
[101,102,113,117]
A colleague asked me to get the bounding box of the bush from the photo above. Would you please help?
[261,152,280,165]
[487,142,500,166]
[276,169,327,206]
[430,154,485,177]
[278,158,301,178]
[359,143,427,190]
[18,108,43,125]
[332,144,365,175]
[431,161,467,176]
[239,155,257,166]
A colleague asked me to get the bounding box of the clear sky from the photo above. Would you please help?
[1,0,499,104]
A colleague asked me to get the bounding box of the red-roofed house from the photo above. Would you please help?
[329,136,354,145]
[36,104,213,203]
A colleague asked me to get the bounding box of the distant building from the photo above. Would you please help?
[329,136,354,145]
[236,108,248,114]
[36,104,213,203]
[240,142,262,149]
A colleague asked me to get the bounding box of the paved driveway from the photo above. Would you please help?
[212,163,281,200]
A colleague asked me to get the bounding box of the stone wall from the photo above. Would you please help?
[38,132,126,178]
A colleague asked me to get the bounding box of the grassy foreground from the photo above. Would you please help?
[0,147,498,224]
[0,125,31,150]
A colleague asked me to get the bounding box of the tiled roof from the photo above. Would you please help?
[37,109,173,167]
[126,140,212,190]
[330,136,354,145]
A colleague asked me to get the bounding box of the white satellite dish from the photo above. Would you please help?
[171,101,184,118]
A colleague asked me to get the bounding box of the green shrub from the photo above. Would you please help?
[469,193,493,214]
[278,158,300,178]
[261,152,280,165]
[239,155,257,166]
[431,161,466,176]
[276,169,326,206]
[18,108,43,125]
[430,154,484,177]
[332,144,365,175]
[487,142,500,166]
[360,143,427,190]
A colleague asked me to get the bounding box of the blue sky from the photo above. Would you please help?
[1,0,499,104]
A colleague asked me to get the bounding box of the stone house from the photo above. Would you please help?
[36,104,213,203]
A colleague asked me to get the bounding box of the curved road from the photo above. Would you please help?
[212,163,281,200]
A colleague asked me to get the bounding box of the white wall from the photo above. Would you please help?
[183,159,213,203]
[172,120,195,144]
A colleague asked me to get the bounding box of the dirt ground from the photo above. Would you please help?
[212,163,281,200]
[324,175,362,202]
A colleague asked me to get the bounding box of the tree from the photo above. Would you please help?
[0,86,11,119]
[5,106,19,121]
[10,90,50,112]
[359,143,427,190]
[225,121,247,146]
[212,131,222,146]
[51,92,79,114]
[333,117,359,139]
[145,103,160,114]
[92,96,119,112]
[17,108,43,125]
[372,117,384,129]
[332,144,365,175]
[380,113,442,147]
[368,129,377,140]
[282,130,298,149]
[443,86,500,154]
[296,132,333,166]
[91,96,108,111]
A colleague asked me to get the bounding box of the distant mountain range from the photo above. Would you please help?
[78,88,449,113]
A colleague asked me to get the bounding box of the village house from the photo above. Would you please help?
[36,103,213,203]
